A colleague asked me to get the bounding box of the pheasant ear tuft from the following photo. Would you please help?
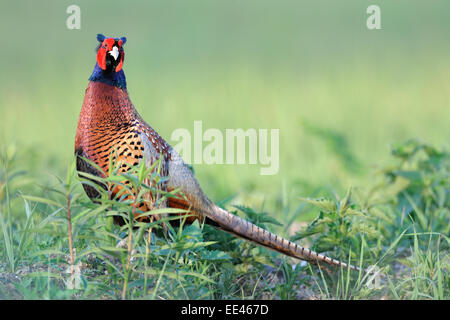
[120,37,127,45]
[97,34,106,42]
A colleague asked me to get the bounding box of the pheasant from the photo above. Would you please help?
[75,34,362,273]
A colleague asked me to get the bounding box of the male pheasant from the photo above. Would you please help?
[75,34,360,272]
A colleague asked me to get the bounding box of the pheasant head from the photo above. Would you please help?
[89,34,128,89]
[96,34,126,72]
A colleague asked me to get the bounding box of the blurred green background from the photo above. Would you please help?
[0,0,449,219]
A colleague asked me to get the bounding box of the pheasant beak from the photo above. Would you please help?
[109,46,120,61]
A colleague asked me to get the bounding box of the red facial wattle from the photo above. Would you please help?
[96,38,124,72]
[115,39,124,72]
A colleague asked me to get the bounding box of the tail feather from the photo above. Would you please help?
[206,205,362,272]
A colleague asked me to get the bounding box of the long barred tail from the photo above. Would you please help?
[205,205,363,273]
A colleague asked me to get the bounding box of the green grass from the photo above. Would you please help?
[0,139,448,300]
[0,0,449,300]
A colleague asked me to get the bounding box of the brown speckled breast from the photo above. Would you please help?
[75,81,172,223]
